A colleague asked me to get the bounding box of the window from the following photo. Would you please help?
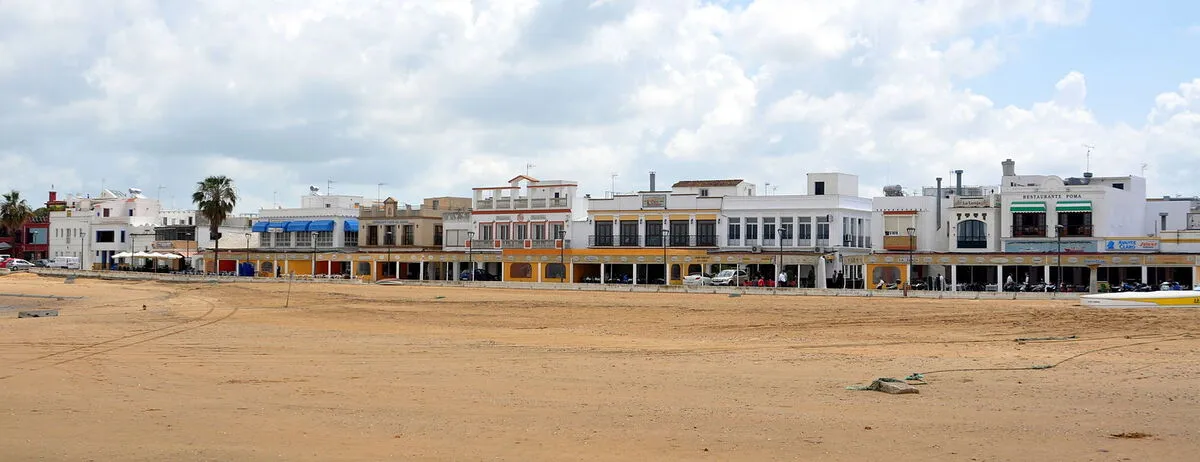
[798,217,812,241]
[383,226,396,246]
[1112,183,1124,190]
[593,222,613,246]
[956,220,987,249]
[188,217,193,225]
[162,218,168,226]
[344,230,359,247]
[727,217,741,240]
[402,225,414,245]
[551,223,564,240]
[763,218,776,240]
[120,230,126,243]
[1058,212,1093,237]
[497,224,510,240]
[745,218,758,241]
[645,221,663,246]
[699,188,709,197]
[434,225,444,246]
[816,216,830,243]
[96,230,115,243]
[545,263,566,279]
[511,263,533,278]
[619,221,639,246]
[814,181,825,195]
[296,232,312,246]
[102,208,110,217]
[695,220,716,246]
[314,231,334,247]
[780,217,794,243]
[1012,213,1046,237]
[128,209,133,217]
[480,224,493,240]
[367,226,379,245]
[532,223,545,240]
[515,224,528,240]
[669,221,688,246]
[432,199,440,210]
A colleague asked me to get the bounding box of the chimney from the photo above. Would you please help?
[649,171,656,192]
[49,191,57,202]
[1001,158,1016,177]
[935,177,942,230]
[954,170,964,196]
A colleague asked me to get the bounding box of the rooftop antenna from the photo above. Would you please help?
[609,173,619,198]
[326,179,334,196]
[765,182,771,195]
[1140,163,1149,176]
[1082,144,1095,172]
[377,182,386,203]
[272,191,278,207]
[525,162,535,176]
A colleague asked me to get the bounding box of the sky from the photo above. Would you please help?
[1,0,1198,214]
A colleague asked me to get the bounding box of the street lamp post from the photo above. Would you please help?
[558,229,567,283]
[311,231,318,277]
[905,227,916,297]
[385,228,393,279]
[244,232,251,277]
[777,227,786,288]
[662,229,670,285]
[1055,224,1065,292]
[467,231,475,282]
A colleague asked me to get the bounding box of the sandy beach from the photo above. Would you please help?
[1,273,1197,461]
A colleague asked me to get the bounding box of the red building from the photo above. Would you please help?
[0,191,58,260]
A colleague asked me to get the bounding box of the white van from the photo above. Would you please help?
[48,256,80,269]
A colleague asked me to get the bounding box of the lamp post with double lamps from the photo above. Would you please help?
[558,229,567,283]
[466,231,475,282]
[1055,224,1065,292]
[310,231,318,277]
[661,229,670,285]
[905,227,916,297]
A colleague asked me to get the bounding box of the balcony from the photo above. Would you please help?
[589,235,613,246]
[1058,224,1093,237]
[883,235,916,251]
[695,234,717,247]
[468,239,497,249]
[618,234,640,247]
[474,197,571,211]
[1012,225,1047,237]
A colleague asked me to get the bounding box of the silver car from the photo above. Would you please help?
[710,269,748,286]
[683,272,712,285]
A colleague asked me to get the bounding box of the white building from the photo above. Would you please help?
[48,188,161,269]
[467,175,580,252]
[253,193,362,251]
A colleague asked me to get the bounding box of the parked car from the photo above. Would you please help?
[1,258,34,270]
[683,272,713,285]
[33,259,50,267]
[460,269,498,281]
[710,269,748,286]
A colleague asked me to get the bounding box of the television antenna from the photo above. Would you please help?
[326,179,334,196]
[377,182,387,203]
[1140,163,1148,176]
[525,162,535,176]
[609,173,618,198]
[1082,144,1095,172]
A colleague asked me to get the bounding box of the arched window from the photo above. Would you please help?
[957,220,987,249]
[511,263,533,278]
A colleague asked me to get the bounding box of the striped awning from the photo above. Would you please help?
[1010,201,1046,213]
[1056,200,1092,212]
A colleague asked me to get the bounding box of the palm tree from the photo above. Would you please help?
[1,190,34,247]
[192,176,238,273]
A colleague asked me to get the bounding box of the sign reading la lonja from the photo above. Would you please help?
[1104,239,1159,251]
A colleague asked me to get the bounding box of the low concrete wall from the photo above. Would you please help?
[28,269,1084,301]
[31,268,366,285]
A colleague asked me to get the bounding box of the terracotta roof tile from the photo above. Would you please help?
[670,179,744,188]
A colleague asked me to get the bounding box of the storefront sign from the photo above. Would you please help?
[1003,239,1097,253]
[641,194,667,208]
[1103,239,1159,252]
[1019,193,1084,200]
[953,196,992,208]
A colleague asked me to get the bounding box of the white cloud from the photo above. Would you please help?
[1,0,1197,212]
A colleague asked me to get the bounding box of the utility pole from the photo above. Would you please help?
[1082,144,1095,172]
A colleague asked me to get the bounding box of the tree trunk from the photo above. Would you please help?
[212,226,220,274]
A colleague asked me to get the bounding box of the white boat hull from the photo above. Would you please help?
[1080,290,1200,308]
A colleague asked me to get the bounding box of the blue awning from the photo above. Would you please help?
[285,221,311,232]
[266,222,288,230]
[251,221,269,232]
[344,219,359,232]
[308,220,335,232]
